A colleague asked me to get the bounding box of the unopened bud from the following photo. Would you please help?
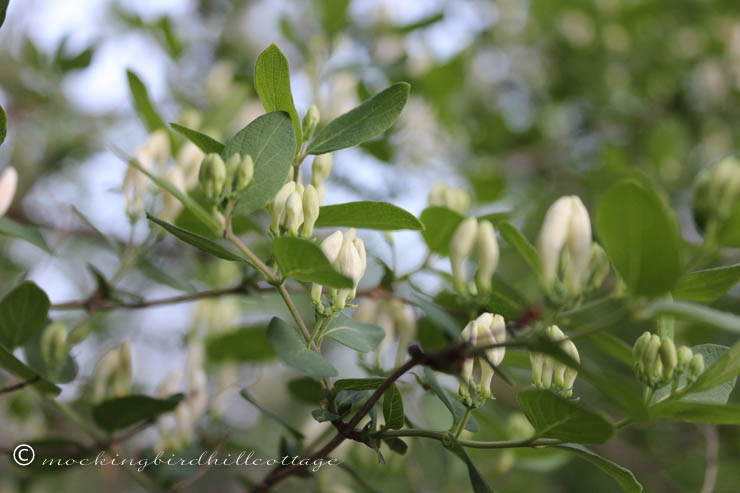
[113,341,133,397]
[40,323,67,374]
[92,348,120,403]
[474,220,499,293]
[659,337,678,380]
[643,334,662,383]
[688,354,704,381]
[285,190,304,235]
[302,184,320,237]
[234,154,254,192]
[450,217,479,295]
[0,166,18,217]
[198,153,227,202]
[270,181,297,233]
[693,155,740,247]
[633,331,652,374]
[312,154,333,186]
[588,243,610,289]
[302,104,320,140]
[677,345,693,368]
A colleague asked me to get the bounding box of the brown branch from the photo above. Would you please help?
[252,343,468,492]
[50,284,252,312]
[0,376,41,395]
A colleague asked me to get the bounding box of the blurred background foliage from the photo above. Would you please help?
[2,0,740,492]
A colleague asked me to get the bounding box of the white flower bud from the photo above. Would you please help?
[302,104,320,140]
[113,341,133,397]
[92,348,120,403]
[144,129,171,173]
[474,220,499,293]
[450,217,479,295]
[270,181,297,233]
[40,322,67,376]
[0,166,18,217]
[427,183,446,206]
[320,230,344,263]
[460,320,478,387]
[312,154,333,186]
[537,196,593,297]
[302,184,320,237]
[316,182,327,204]
[311,283,323,304]
[285,190,304,235]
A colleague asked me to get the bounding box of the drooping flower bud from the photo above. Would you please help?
[692,155,740,247]
[312,153,333,186]
[198,153,227,202]
[302,104,320,140]
[530,325,579,397]
[302,184,320,237]
[632,331,652,374]
[269,181,297,233]
[474,220,499,293]
[176,141,205,189]
[0,166,18,217]
[312,230,367,311]
[459,313,507,406]
[634,332,684,389]
[40,322,68,377]
[285,190,304,235]
[113,341,133,397]
[92,347,120,403]
[537,196,593,298]
[450,217,479,295]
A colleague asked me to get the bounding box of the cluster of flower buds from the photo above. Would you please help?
[633,332,704,389]
[0,166,18,217]
[198,152,254,205]
[91,341,133,403]
[427,183,472,213]
[311,153,333,204]
[537,195,609,300]
[123,130,171,218]
[449,218,499,295]
[530,325,580,398]
[156,341,209,450]
[269,181,320,237]
[458,313,507,407]
[354,297,417,367]
[692,155,740,246]
[39,322,69,379]
[311,229,367,311]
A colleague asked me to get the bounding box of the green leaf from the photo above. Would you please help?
[205,326,275,362]
[0,1,7,30]
[673,263,740,303]
[0,104,6,147]
[240,389,304,440]
[287,377,325,404]
[0,281,51,350]
[555,444,643,493]
[323,313,385,352]
[125,69,174,148]
[334,378,386,392]
[0,216,52,253]
[315,201,423,231]
[147,214,251,264]
[412,294,460,340]
[682,341,740,397]
[254,44,302,153]
[312,408,341,422]
[266,317,338,379]
[383,437,408,455]
[382,384,404,429]
[223,111,296,215]
[595,180,682,296]
[643,299,740,335]
[92,394,184,431]
[126,155,221,233]
[170,122,224,154]
[650,401,740,424]
[446,437,495,493]
[307,83,410,154]
[24,330,78,384]
[0,345,60,395]
[498,221,540,273]
[272,236,353,288]
[517,389,614,443]
[419,206,464,255]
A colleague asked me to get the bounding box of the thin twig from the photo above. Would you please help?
[0,376,41,395]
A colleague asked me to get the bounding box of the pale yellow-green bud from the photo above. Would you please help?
[235,154,254,192]
[677,345,693,368]
[474,220,499,293]
[92,348,120,403]
[302,184,320,237]
[450,217,479,295]
[40,322,68,375]
[67,320,92,346]
[659,337,678,380]
[270,181,297,233]
[312,154,333,186]
[113,341,133,397]
[643,334,662,384]
[302,104,320,140]
[588,243,610,289]
[198,153,227,202]
[285,190,304,235]
[632,331,652,374]
[688,354,704,381]
[692,155,740,247]
[311,283,323,304]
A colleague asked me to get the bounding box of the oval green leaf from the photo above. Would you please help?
[673,263,740,303]
[92,393,184,431]
[323,313,385,352]
[419,206,463,255]
[272,236,353,288]
[0,217,51,253]
[170,122,224,154]
[206,326,275,362]
[266,317,338,379]
[315,201,423,231]
[0,281,51,350]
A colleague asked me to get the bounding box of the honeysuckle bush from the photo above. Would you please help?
[2,3,740,493]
